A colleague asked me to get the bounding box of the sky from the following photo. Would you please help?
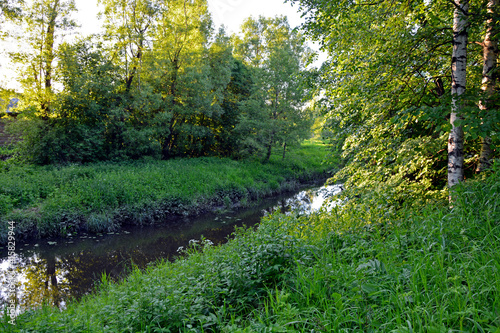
[73,0,306,36]
[1,0,325,91]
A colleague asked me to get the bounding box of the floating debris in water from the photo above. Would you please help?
[47,241,57,245]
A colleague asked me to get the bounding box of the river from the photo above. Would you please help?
[0,182,342,314]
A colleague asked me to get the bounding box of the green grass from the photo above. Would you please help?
[0,140,331,244]
[3,159,499,331]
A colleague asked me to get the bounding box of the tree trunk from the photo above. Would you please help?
[263,133,274,163]
[44,0,58,91]
[448,0,469,197]
[162,117,177,160]
[170,58,180,101]
[41,0,59,117]
[125,36,145,92]
[477,137,493,172]
[476,0,498,173]
[282,142,287,159]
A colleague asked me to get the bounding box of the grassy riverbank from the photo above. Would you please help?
[0,140,331,244]
[4,161,500,331]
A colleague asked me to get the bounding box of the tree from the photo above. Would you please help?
[287,0,497,203]
[9,0,252,163]
[211,56,254,157]
[97,0,168,160]
[0,0,22,27]
[99,0,164,92]
[233,16,312,162]
[145,0,218,159]
[476,0,498,173]
[187,27,236,156]
[260,45,310,162]
[10,0,76,118]
[448,0,469,193]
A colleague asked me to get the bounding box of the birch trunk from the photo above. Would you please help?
[476,0,498,173]
[448,0,469,194]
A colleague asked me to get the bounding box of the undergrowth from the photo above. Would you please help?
[2,161,499,332]
[0,140,330,244]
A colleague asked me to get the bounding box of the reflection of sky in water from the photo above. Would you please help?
[0,182,342,315]
[0,253,69,316]
[271,184,344,215]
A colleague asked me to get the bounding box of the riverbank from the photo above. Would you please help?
[0,184,341,313]
[0,140,331,245]
[5,162,499,331]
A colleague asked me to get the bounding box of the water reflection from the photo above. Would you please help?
[273,184,343,214]
[0,183,342,314]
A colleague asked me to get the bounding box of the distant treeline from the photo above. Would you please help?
[2,0,314,164]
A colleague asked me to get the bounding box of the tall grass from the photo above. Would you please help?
[4,160,499,332]
[0,140,331,244]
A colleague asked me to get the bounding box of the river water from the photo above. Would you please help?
[0,182,342,313]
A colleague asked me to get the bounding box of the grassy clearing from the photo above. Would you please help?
[4,161,499,331]
[0,140,331,244]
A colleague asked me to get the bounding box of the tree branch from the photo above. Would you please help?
[446,0,469,16]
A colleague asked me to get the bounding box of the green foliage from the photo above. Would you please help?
[288,0,499,196]
[7,160,500,332]
[9,0,77,117]
[0,0,22,23]
[7,6,316,164]
[233,16,314,162]
[214,58,254,157]
[0,140,330,244]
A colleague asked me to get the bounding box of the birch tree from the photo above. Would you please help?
[448,0,469,191]
[476,0,498,173]
[287,0,498,203]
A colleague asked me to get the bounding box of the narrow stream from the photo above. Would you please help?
[0,183,342,313]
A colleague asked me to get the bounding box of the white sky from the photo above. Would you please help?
[1,0,324,91]
[73,0,306,36]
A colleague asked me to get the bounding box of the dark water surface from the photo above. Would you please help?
[0,182,342,313]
